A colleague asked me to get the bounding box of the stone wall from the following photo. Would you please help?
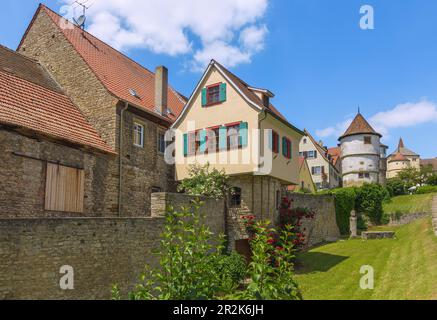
[0,129,119,217]
[0,193,224,300]
[388,212,430,226]
[285,193,340,247]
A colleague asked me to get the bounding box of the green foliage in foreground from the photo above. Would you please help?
[416,185,437,194]
[295,218,437,300]
[113,201,301,300]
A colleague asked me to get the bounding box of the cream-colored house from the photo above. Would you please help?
[172,60,304,247]
[387,138,420,179]
[288,157,316,193]
[299,130,341,190]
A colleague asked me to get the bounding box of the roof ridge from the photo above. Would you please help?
[0,44,40,64]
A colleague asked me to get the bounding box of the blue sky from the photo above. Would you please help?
[1,0,437,158]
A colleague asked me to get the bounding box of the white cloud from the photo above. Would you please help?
[62,0,269,70]
[316,100,437,140]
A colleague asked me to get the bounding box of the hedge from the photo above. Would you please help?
[416,185,437,194]
[355,184,389,225]
[330,188,356,235]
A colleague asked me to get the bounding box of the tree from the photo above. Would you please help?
[386,178,407,197]
[427,174,437,186]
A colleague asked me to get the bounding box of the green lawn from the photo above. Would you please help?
[383,193,436,215]
[294,218,437,300]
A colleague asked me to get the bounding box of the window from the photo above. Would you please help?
[312,166,323,175]
[206,128,219,153]
[207,84,220,105]
[133,122,144,147]
[307,150,317,159]
[364,136,372,144]
[359,173,370,179]
[157,130,166,154]
[303,138,307,144]
[228,125,240,150]
[188,132,196,156]
[230,187,242,208]
[151,186,162,194]
[271,131,280,154]
[45,163,85,213]
[282,137,292,159]
[202,83,226,106]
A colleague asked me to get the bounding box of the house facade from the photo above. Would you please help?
[5,4,187,217]
[387,138,420,179]
[339,112,386,187]
[172,60,304,247]
[299,131,342,190]
[287,157,317,193]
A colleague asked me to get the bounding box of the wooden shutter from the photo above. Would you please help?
[183,134,188,156]
[219,83,227,102]
[45,163,85,213]
[201,88,207,106]
[199,130,207,153]
[239,122,248,147]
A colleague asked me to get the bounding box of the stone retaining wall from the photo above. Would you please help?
[0,193,224,300]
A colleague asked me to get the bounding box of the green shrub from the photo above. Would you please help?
[427,174,437,186]
[227,222,302,300]
[416,185,437,194]
[386,178,407,197]
[212,252,247,292]
[355,184,388,225]
[331,188,356,235]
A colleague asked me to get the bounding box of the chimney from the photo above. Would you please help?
[155,66,168,116]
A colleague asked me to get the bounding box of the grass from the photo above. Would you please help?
[294,218,437,300]
[383,193,436,215]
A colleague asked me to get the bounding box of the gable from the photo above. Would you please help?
[172,64,261,132]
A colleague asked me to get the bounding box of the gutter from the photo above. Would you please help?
[118,102,129,217]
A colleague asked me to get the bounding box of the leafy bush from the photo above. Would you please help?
[386,178,408,197]
[355,184,388,225]
[331,188,356,235]
[124,200,230,300]
[427,174,437,186]
[416,185,437,194]
[228,221,302,300]
[212,252,247,292]
[177,163,229,199]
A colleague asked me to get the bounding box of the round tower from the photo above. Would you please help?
[339,113,382,187]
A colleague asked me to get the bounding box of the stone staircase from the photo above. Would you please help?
[433,195,437,237]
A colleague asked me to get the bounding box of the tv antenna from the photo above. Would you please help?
[72,0,93,29]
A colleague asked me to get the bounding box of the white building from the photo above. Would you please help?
[299,130,341,190]
[339,113,386,187]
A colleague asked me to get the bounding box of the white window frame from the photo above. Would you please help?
[133,122,145,148]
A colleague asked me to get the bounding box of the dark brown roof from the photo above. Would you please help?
[20,5,186,123]
[0,45,114,154]
[327,147,341,167]
[339,113,381,140]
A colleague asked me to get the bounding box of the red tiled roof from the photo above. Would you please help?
[340,113,381,140]
[389,152,408,162]
[0,46,114,154]
[327,147,341,167]
[22,5,186,122]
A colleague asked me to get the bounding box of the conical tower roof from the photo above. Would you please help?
[339,113,382,140]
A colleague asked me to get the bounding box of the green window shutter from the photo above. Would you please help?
[183,134,188,157]
[282,137,287,157]
[201,88,207,106]
[219,126,228,150]
[199,130,207,153]
[219,83,227,102]
[239,122,248,147]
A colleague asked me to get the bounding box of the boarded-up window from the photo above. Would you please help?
[45,163,85,213]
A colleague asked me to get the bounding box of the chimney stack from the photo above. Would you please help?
[155,66,168,116]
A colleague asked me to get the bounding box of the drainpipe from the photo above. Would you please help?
[118,102,129,217]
